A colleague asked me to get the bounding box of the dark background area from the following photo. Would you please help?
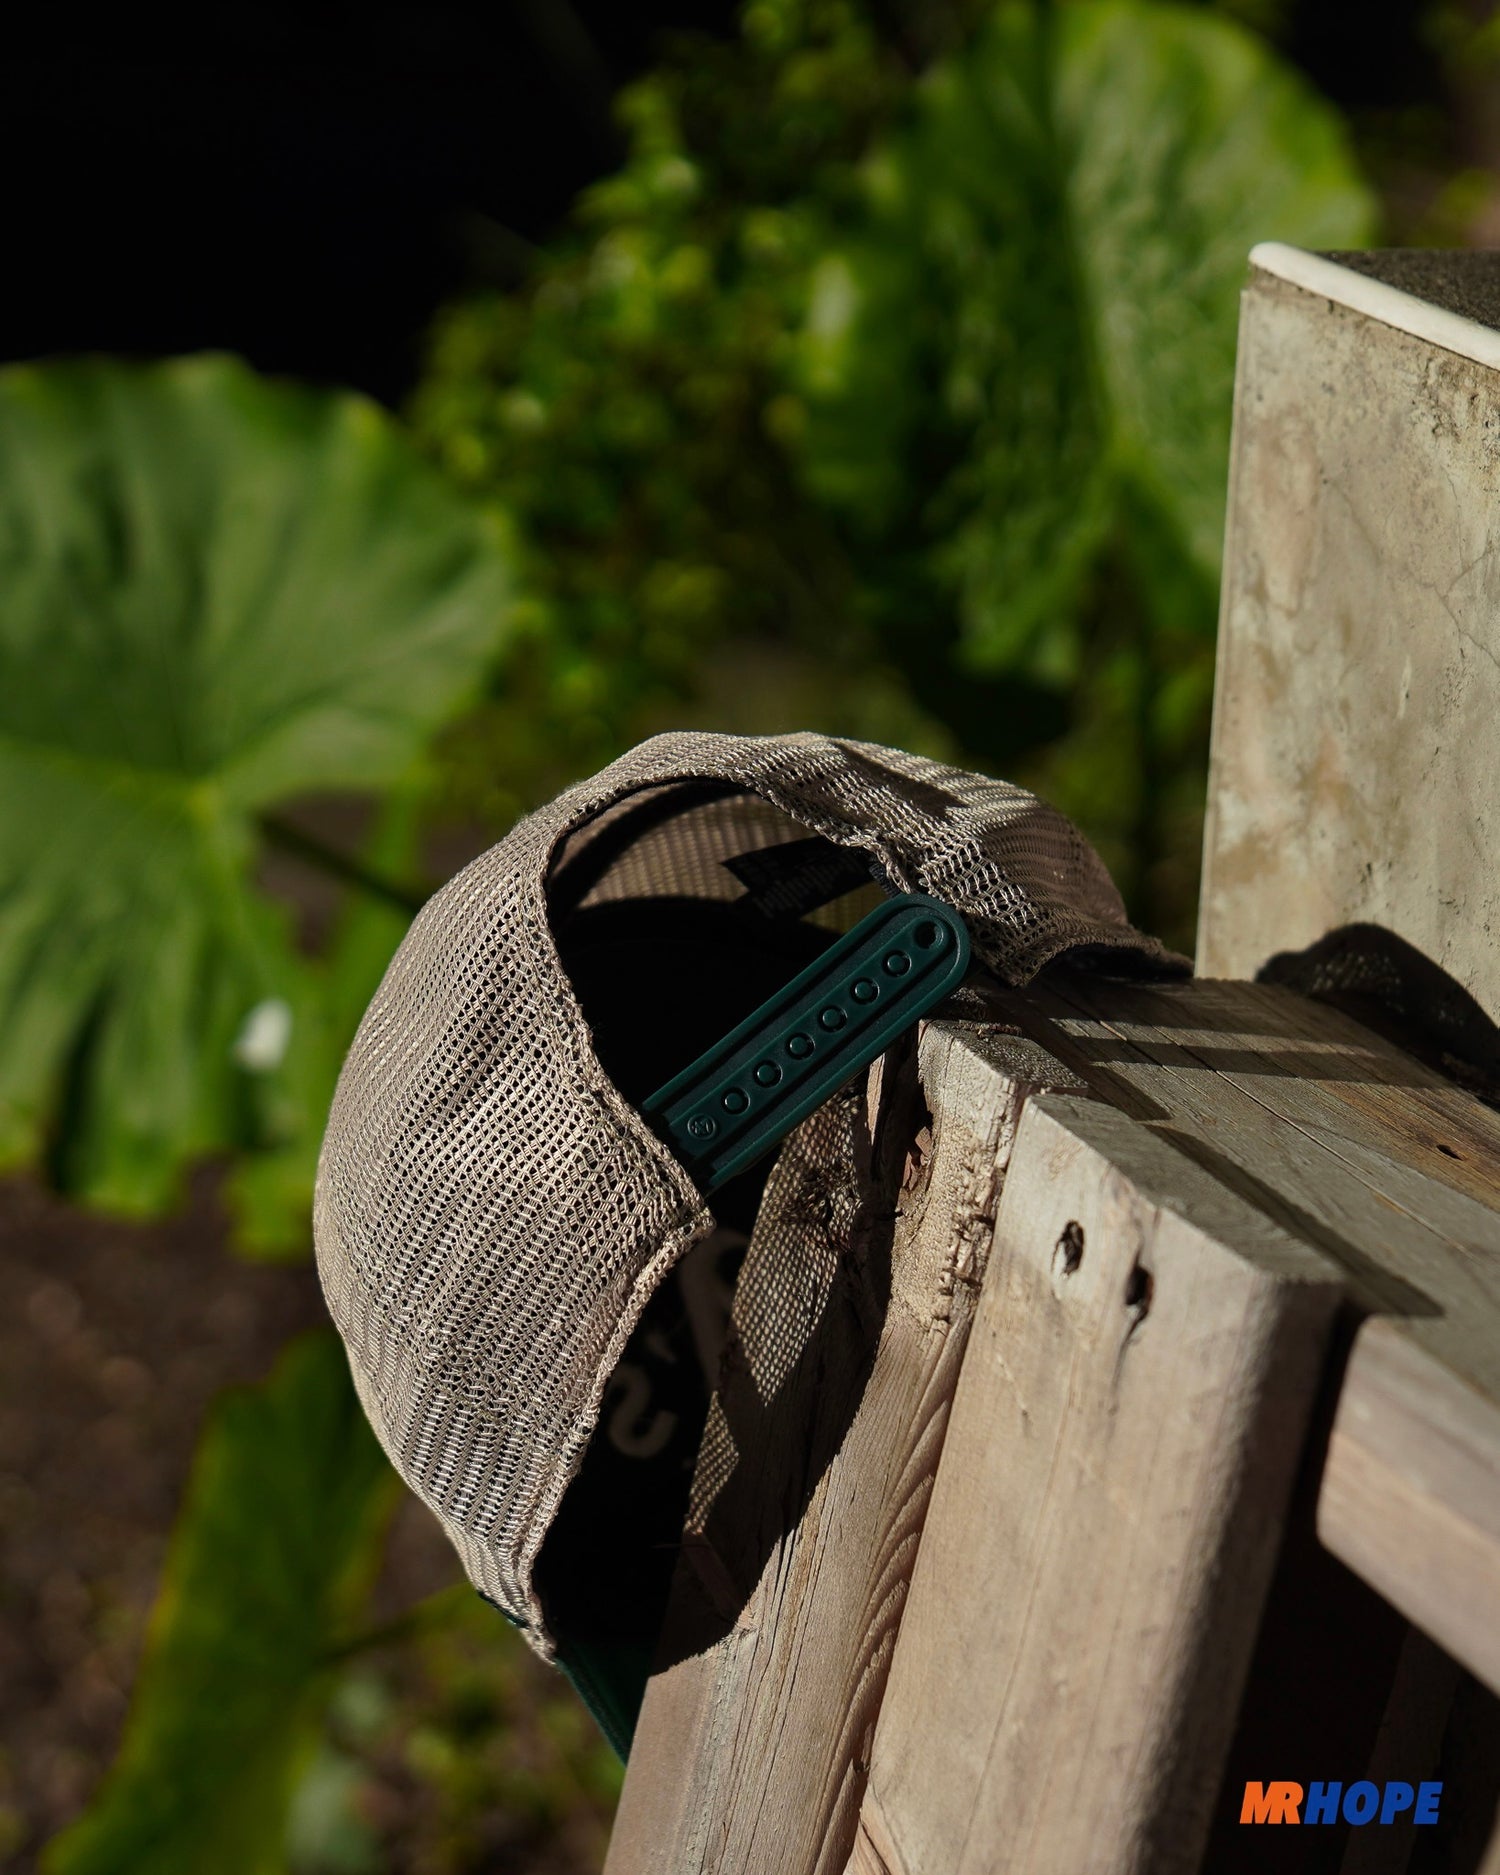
[0,0,1466,406]
[4,3,739,404]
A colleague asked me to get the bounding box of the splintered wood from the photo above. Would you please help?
[609,972,1500,1875]
[848,1095,1343,1875]
[603,1024,1081,1875]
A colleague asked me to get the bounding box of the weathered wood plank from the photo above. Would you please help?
[612,969,1500,1871]
[998,972,1500,1408]
[851,1093,1345,1875]
[1193,242,1500,1857]
[846,1794,905,1875]
[603,1022,1082,1875]
[987,970,1500,1685]
[1320,1318,1500,1698]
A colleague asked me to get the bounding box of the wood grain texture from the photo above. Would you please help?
[852,1093,1345,1875]
[846,1791,907,1875]
[603,1021,1083,1875]
[991,971,1500,1686]
[610,972,1500,1871]
[845,1829,894,1875]
[1320,1318,1500,1697]
[1000,972,1500,1406]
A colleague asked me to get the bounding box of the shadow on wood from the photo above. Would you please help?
[605,1022,1081,1875]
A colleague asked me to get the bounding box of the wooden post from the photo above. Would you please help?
[603,1024,1082,1875]
[847,1092,1343,1875]
[605,246,1500,1872]
[608,972,1500,1871]
[848,967,1500,1873]
[1195,242,1500,1862]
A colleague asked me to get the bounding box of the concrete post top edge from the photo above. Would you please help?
[1248,240,1500,374]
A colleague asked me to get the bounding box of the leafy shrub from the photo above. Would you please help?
[414,0,1373,931]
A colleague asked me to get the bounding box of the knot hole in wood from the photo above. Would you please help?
[1053,1220,1085,1279]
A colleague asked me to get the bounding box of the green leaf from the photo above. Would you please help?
[793,0,1376,669]
[0,356,514,1222]
[44,1333,395,1875]
[226,791,426,1255]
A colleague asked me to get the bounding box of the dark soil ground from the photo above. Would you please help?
[0,1169,619,1875]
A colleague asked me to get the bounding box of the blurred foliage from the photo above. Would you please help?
[791,0,1374,917]
[44,1335,394,1875]
[414,0,970,828]
[792,0,1372,661]
[0,2,1373,1250]
[0,356,514,1249]
[318,1594,624,1873]
[414,0,1373,934]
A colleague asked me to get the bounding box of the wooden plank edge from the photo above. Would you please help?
[845,1789,908,1875]
[1318,1315,1500,1697]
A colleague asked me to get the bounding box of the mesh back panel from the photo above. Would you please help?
[314,731,1184,1651]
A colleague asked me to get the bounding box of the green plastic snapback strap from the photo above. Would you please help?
[642,891,970,1191]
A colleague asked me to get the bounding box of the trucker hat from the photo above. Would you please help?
[313,730,1183,1751]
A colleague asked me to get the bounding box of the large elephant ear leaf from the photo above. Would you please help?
[0,355,514,1225]
[43,1333,395,1875]
[1055,0,1376,582]
[792,0,1375,671]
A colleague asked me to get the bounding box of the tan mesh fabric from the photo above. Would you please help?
[314,730,1185,1653]
[564,792,800,908]
[686,1084,866,1561]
